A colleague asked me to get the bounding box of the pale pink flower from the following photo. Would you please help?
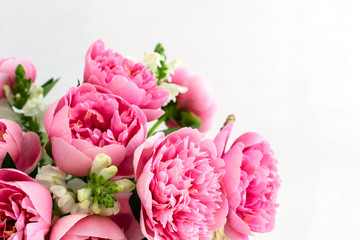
[49,214,126,240]
[0,118,43,174]
[0,168,52,239]
[44,83,147,177]
[134,128,228,240]
[84,40,169,121]
[168,67,217,133]
[0,58,36,99]
[214,124,280,240]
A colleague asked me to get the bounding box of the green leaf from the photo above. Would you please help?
[1,152,17,169]
[180,111,202,129]
[45,141,53,159]
[129,191,141,223]
[42,78,59,97]
[161,127,181,136]
[28,167,38,178]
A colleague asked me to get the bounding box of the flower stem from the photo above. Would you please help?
[147,113,168,137]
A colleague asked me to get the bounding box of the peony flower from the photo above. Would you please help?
[134,128,228,240]
[110,192,145,240]
[49,214,126,240]
[168,67,217,133]
[0,58,36,99]
[44,83,147,177]
[0,118,43,174]
[214,124,280,240]
[0,168,52,239]
[84,40,170,121]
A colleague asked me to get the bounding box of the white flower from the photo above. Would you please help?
[36,165,66,190]
[160,82,188,105]
[77,188,92,202]
[57,192,76,214]
[98,165,118,180]
[144,51,164,72]
[22,84,47,117]
[115,179,136,193]
[99,201,121,216]
[67,178,86,192]
[91,153,112,174]
[50,185,67,198]
[165,59,181,82]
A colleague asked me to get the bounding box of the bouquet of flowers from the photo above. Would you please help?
[0,40,280,240]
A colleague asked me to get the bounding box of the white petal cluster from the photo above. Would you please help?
[144,51,164,72]
[160,82,188,105]
[22,84,48,118]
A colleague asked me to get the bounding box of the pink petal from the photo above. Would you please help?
[16,132,43,174]
[51,137,93,176]
[213,123,233,158]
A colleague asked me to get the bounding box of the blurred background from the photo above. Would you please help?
[1,1,360,239]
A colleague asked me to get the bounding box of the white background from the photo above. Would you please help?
[1,1,360,239]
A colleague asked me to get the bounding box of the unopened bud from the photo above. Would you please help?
[92,201,101,214]
[98,166,118,180]
[115,179,135,193]
[77,188,92,202]
[91,154,111,174]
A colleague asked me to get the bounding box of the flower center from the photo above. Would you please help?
[0,213,16,239]
[0,123,7,143]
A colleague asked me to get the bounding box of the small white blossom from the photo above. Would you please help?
[144,51,164,72]
[22,84,47,117]
[36,165,66,190]
[57,192,76,214]
[91,153,112,174]
[50,185,67,198]
[115,179,136,193]
[98,165,118,180]
[77,188,92,202]
[165,59,181,82]
[160,82,188,105]
[67,178,86,192]
[99,201,121,216]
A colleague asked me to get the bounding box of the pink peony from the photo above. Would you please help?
[44,83,147,177]
[0,168,52,239]
[110,193,145,240]
[84,40,169,122]
[0,58,37,99]
[169,67,217,133]
[49,214,126,240]
[0,118,43,174]
[134,128,228,240]
[214,124,280,240]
